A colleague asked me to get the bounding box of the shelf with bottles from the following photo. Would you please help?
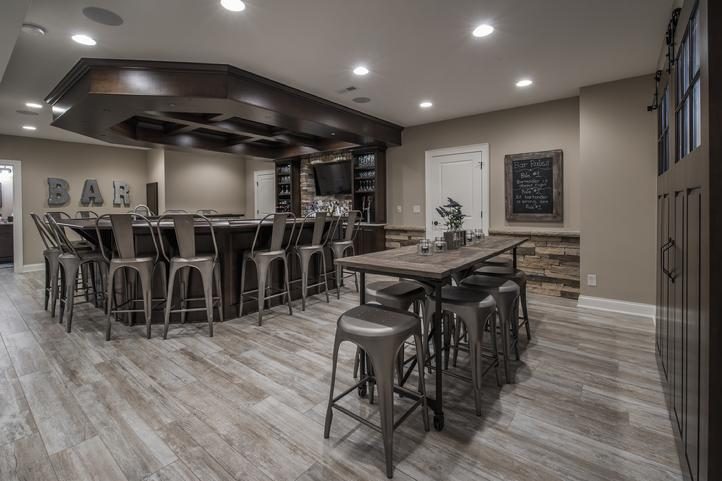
[354,152,376,170]
[355,178,376,193]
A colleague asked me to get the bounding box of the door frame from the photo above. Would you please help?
[253,169,275,218]
[1,160,23,273]
[424,144,490,236]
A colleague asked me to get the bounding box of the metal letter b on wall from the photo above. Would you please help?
[81,179,103,205]
[113,180,130,206]
[47,178,70,205]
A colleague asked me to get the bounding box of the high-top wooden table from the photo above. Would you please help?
[335,235,528,430]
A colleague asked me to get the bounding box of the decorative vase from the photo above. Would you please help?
[444,230,466,250]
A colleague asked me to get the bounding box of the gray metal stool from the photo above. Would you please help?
[98,214,166,341]
[324,304,429,479]
[239,213,295,325]
[475,265,531,340]
[159,214,223,338]
[30,213,62,316]
[330,210,362,298]
[75,210,98,219]
[459,274,521,383]
[46,215,108,332]
[292,212,336,310]
[423,286,500,415]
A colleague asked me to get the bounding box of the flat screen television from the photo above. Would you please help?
[313,160,352,195]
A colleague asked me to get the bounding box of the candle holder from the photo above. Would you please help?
[473,228,484,242]
[417,239,433,256]
[434,236,447,253]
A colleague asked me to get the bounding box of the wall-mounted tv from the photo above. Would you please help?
[313,160,352,195]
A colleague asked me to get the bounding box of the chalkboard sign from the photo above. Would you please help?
[505,150,563,222]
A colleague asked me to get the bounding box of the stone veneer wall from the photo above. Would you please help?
[299,151,353,215]
[384,226,581,300]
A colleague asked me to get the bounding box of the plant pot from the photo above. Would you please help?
[444,230,466,250]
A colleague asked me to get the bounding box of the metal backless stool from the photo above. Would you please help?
[475,265,531,340]
[239,213,295,325]
[99,213,166,340]
[423,286,500,415]
[30,213,62,316]
[46,214,108,332]
[324,304,429,479]
[330,210,362,298]
[460,274,521,383]
[292,212,336,310]
[159,214,223,338]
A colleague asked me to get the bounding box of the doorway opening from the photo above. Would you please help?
[0,161,20,271]
[425,144,490,238]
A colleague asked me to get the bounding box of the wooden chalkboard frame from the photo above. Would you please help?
[505,150,563,222]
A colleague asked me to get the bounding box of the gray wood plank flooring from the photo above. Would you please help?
[0,268,683,480]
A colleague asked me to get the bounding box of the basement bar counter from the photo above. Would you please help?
[61,216,386,320]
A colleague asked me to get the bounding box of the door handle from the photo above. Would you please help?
[661,237,676,282]
[433,220,439,226]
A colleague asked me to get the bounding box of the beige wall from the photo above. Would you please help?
[387,97,581,232]
[579,75,657,304]
[145,148,166,214]
[0,135,147,265]
[164,149,246,214]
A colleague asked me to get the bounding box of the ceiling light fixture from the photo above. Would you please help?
[22,125,37,131]
[25,102,43,109]
[52,106,68,114]
[472,24,494,37]
[21,23,47,36]
[72,34,96,46]
[221,0,246,12]
[353,66,369,76]
[516,79,533,87]
[419,101,433,108]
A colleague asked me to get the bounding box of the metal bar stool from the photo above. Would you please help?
[475,265,531,340]
[460,274,521,383]
[239,213,295,325]
[292,212,335,310]
[324,304,429,479]
[131,204,152,216]
[159,214,223,338]
[46,214,108,332]
[423,286,500,415]
[30,213,62,316]
[98,213,166,340]
[75,210,98,219]
[330,210,362,298]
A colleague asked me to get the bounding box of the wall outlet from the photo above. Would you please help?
[413,205,421,213]
[396,205,402,213]
[587,274,597,287]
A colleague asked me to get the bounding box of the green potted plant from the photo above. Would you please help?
[436,197,467,249]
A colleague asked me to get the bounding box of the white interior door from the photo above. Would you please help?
[254,170,276,217]
[425,144,489,238]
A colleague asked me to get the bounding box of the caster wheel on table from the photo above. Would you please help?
[433,413,445,431]
[357,384,367,398]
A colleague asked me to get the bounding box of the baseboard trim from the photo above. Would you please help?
[20,263,44,273]
[577,295,655,319]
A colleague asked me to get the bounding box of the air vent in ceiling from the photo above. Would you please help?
[83,7,124,26]
[16,109,39,116]
[352,97,371,104]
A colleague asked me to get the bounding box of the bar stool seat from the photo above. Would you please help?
[325,304,429,478]
[366,280,426,311]
[460,274,520,383]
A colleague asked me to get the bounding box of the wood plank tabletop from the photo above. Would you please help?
[335,235,527,280]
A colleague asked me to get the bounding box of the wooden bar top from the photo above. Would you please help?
[335,235,527,280]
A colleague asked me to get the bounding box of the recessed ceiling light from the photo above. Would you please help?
[472,24,494,38]
[21,23,47,36]
[353,66,369,76]
[22,125,37,131]
[52,105,67,114]
[419,101,433,109]
[72,34,96,46]
[516,79,533,87]
[221,0,246,12]
[25,102,43,109]
[352,96,371,104]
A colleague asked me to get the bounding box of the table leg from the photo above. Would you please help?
[513,246,518,270]
[432,282,444,430]
[357,272,368,398]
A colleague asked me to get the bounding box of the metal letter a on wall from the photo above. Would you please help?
[81,179,103,205]
[48,178,70,205]
[113,180,130,206]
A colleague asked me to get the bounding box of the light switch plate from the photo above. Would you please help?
[413,205,421,213]
[396,205,402,213]
[587,274,597,287]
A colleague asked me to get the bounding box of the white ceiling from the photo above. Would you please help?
[0,0,672,146]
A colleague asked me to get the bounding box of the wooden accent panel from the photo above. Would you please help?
[685,188,701,481]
